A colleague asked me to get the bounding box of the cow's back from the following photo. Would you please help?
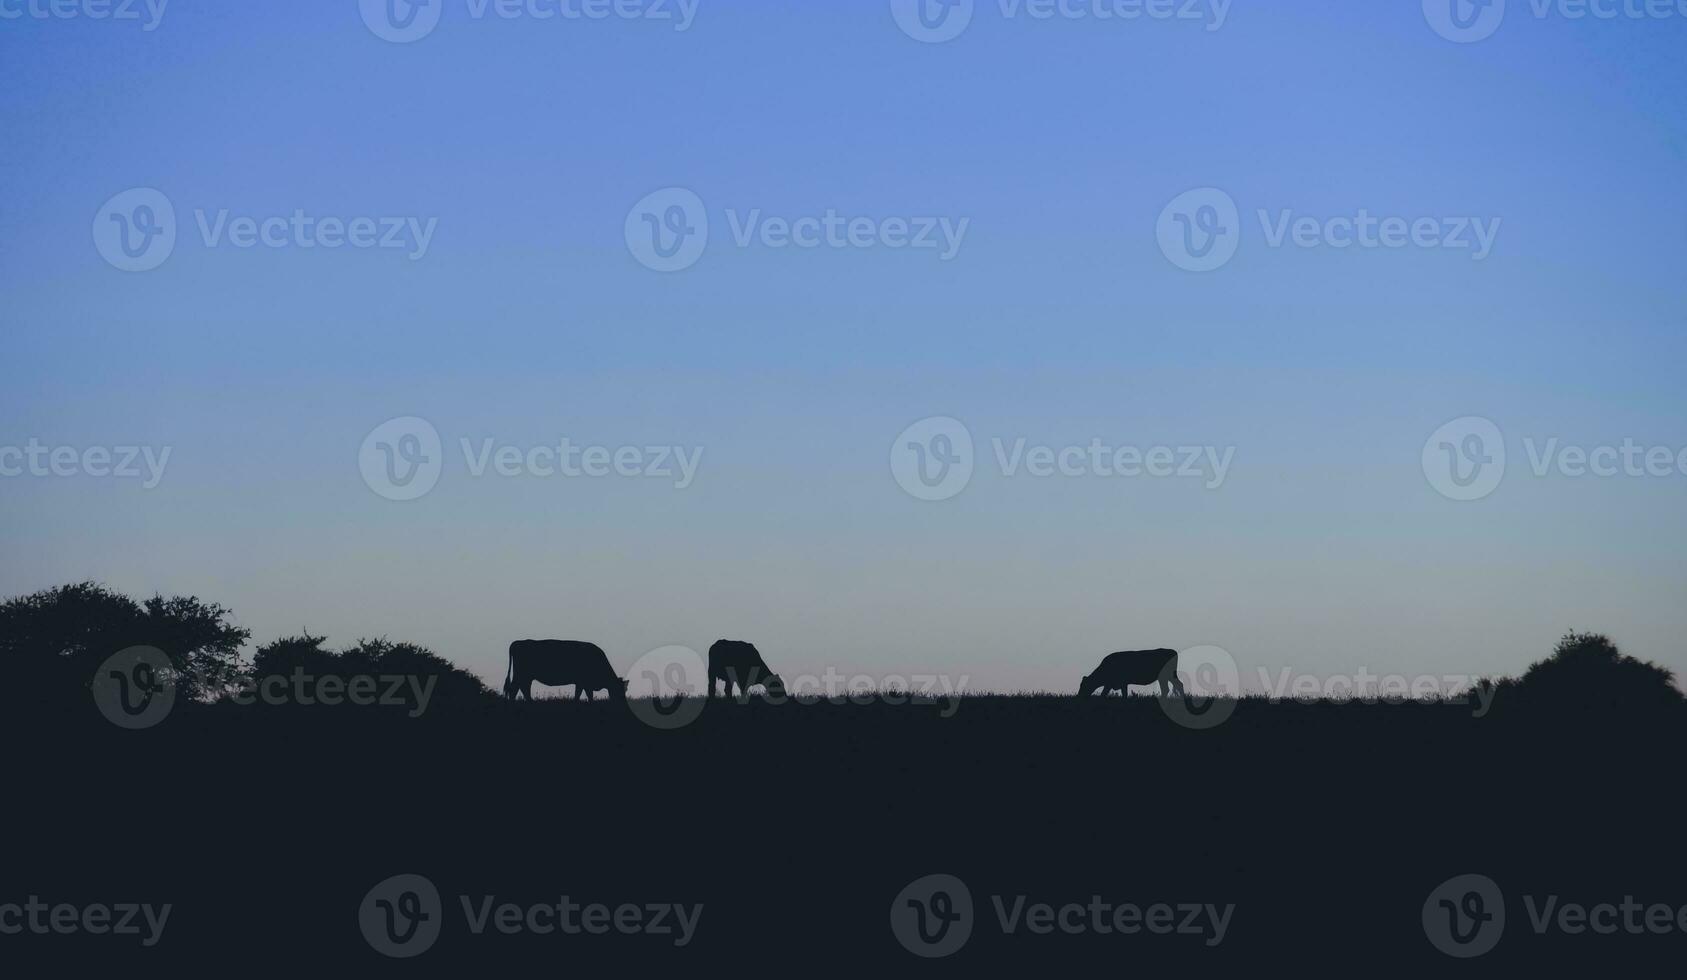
[512,639,616,686]
[1097,648,1178,686]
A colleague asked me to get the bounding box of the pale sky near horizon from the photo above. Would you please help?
[3,2,1684,695]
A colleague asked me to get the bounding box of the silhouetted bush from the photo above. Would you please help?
[242,633,497,709]
[0,581,249,705]
[1508,631,1682,712]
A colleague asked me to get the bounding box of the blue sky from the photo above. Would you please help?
[2,1,1684,694]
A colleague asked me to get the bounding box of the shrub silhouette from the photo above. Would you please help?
[0,581,249,706]
[1510,631,1682,711]
[243,633,497,709]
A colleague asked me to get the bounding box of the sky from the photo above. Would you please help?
[2,1,1684,696]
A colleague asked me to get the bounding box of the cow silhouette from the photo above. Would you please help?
[1079,648,1186,698]
[504,639,628,701]
[707,639,785,700]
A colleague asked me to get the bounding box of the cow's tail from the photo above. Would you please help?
[503,644,515,698]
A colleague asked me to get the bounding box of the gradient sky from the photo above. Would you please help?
[3,1,1684,694]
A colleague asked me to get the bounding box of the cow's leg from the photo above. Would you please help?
[1170,673,1186,699]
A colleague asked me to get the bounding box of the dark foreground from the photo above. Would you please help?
[5,694,1684,973]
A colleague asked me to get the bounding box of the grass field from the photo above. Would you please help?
[7,690,1683,971]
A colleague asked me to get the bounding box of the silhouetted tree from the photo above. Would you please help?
[1513,631,1682,710]
[248,631,338,679]
[345,638,497,705]
[0,582,249,704]
[243,633,496,708]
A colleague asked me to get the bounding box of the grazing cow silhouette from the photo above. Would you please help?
[504,639,627,701]
[707,639,785,700]
[1079,648,1186,698]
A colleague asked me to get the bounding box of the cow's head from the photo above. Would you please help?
[612,677,630,701]
[1079,673,1096,697]
[760,672,786,698]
